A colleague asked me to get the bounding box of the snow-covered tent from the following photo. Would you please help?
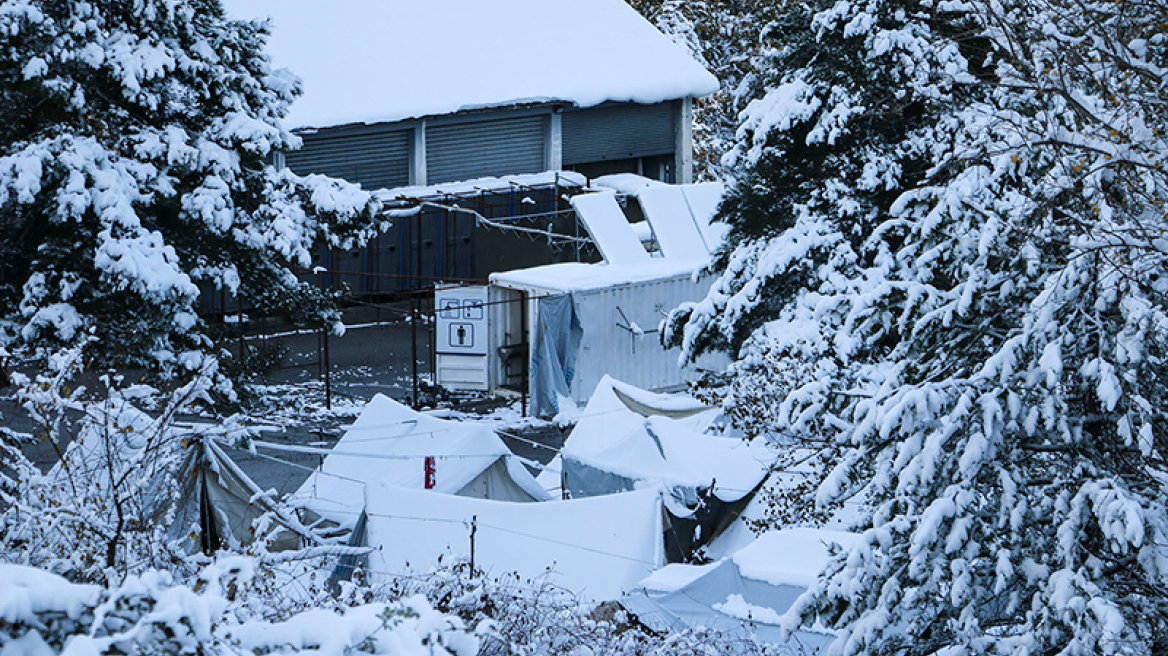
[289,394,549,532]
[167,439,305,553]
[364,484,664,602]
[562,376,774,562]
[44,399,306,554]
[621,529,859,649]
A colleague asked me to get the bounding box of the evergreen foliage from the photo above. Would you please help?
[0,0,379,379]
[665,0,1168,651]
[629,0,799,179]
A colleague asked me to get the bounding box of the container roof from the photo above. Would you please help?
[226,0,720,130]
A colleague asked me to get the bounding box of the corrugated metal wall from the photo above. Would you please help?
[562,101,677,165]
[426,116,547,184]
[284,128,411,190]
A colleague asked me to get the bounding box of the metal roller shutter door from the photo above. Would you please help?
[285,128,411,191]
[426,116,547,184]
[562,102,676,165]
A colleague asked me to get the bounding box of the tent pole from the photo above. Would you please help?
[469,515,478,573]
[323,326,332,410]
[520,292,528,417]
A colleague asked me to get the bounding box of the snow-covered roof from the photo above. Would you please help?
[375,171,587,204]
[490,258,698,294]
[289,394,548,527]
[226,0,719,130]
[365,485,664,601]
[489,180,727,292]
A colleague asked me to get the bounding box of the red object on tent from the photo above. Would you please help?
[424,456,436,489]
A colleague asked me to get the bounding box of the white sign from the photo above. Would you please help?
[435,286,488,356]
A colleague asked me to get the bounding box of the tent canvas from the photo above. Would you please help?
[168,439,305,553]
[365,485,664,602]
[289,394,548,530]
[562,377,772,561]
[621,529,859,649]
[43,399,305,554]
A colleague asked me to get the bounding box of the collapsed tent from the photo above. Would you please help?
[289,394,549,532]
[562,376,773,562]
[621,528,859,649]
[364,484,664,602]
[45,398,307,554]
[168,439,306,553]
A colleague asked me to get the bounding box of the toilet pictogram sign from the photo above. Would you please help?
[450,322,475,348]
[435,286,488,356]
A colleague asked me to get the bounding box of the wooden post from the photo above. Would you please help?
[469,515,478,573]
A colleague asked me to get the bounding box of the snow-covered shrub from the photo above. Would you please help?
[374,562,794,656]
[0,560,480,656]
[0,344,233,581]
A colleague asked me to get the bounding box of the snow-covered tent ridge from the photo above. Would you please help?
[364,485,664,602]
[622,529,861,648]
[561,376,774,562]
[289,394,549,531]
[563,376,771,504]
[225,0,719,130]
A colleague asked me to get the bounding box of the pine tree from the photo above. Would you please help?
[665,0,1168,650]
[0,0,379,380]
[629,0,798,179]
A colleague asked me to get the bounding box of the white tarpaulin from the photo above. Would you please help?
[561,377,772,562]
[290,394,548,530]
[365,485,664,602]
[622,529,860,648]
[563,376,770,505]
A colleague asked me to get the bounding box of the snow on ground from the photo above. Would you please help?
[224,0,718,129]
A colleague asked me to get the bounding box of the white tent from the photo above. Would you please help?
[45,399,307,554]
[622,529,859,649]
[168,439,307,553]
[364,484,664,602]
[561,377,773,561]
[289,394,549,531]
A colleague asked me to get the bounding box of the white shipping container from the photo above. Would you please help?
[485,261,728,414]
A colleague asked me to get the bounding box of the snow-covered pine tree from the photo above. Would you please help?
[629,0,797,180]
[665,0,1168,650]
[0,0,379,380]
